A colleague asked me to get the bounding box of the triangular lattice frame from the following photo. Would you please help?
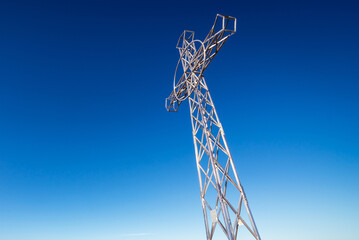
[166,14,261,240]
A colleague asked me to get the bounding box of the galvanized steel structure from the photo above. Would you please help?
[165,14,261,240]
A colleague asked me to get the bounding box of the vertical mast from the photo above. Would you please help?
[189,77,261,240]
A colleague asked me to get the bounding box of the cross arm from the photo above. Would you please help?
[202,14,236,70]
[165,15,237,112]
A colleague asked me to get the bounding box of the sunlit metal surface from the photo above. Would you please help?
[165,14,261,240]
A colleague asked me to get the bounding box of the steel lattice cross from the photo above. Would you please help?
[165,14,261,240]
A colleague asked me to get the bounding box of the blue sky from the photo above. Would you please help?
[0,0,358,240]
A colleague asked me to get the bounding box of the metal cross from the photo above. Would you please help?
[165,14,261,240]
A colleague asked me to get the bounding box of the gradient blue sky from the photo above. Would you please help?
[0,1,358,240]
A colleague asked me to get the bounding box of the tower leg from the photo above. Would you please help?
[188,77,261,240]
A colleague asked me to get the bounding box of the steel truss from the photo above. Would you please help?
[166,14,261,240]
